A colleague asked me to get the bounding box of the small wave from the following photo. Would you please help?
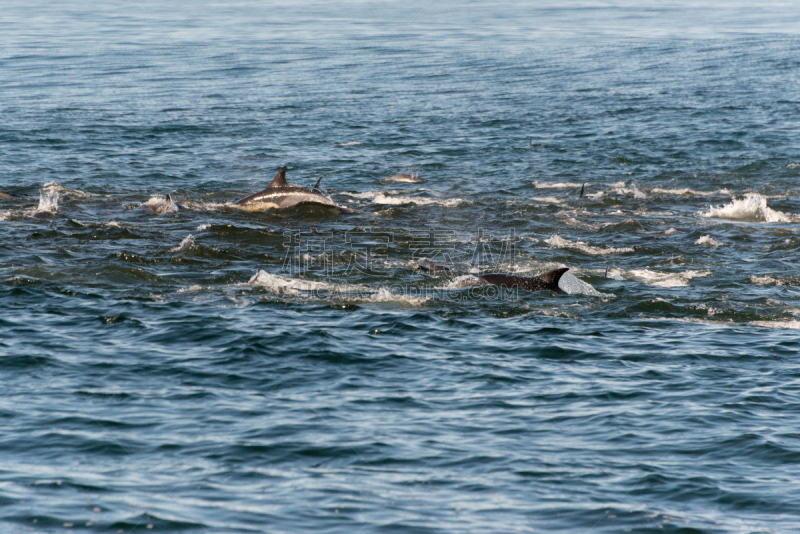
[615,184,647,199]
[446,275,485,288]
[696,235,722,246]
[364,288,429,305]
[533,181,583,189]
[651,187,727,197]
[342,190,466,207]
[697,193,794,223]
[171,234,195,252]
[545,235,634,255]
[41,181,97,198]
[628,268,711,288]
[751,320,800,329]
[372,193,466,207]
[531,196,565,204]
[243,271,427,305]
[177,285,205,293]
[335,141,362,146]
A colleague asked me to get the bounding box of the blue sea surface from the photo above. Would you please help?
[2,1,800,532]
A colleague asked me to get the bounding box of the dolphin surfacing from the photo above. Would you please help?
[384,173,425,183]
[454,268,569,294]
[236,166,338,210]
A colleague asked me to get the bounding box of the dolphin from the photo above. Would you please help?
[579,183,585,199]
[165,194,185,212]
[384,173,426,183]
[0,191,24,199]
[453,268,570,294]
[236,166,337,210]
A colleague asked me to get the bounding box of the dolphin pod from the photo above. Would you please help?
[236,166,337,210]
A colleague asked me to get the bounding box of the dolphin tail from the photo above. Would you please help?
[536,267,569,294]
[579,183,585,199]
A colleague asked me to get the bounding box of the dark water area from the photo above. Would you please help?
[2,1,800,532]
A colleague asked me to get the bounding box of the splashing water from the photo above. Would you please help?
[33,188,59,213]
[698,193,794,223]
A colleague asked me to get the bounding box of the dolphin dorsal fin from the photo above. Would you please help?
[539,267,569,293]
[267,166,288,188]
[312,176,323,191]
[579,183,585,199]
[166,194,173,203]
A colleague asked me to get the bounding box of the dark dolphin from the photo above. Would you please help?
[236,166,337,210]
[453,268,570,294]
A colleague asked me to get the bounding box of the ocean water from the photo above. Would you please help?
[2,1,800,532]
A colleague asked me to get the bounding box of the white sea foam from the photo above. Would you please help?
[615,185,647,199]
[106,221,121,227]
[628,268,711,288]
[196,224,211,231]
[245,271,354,294]
[0,211,10,221]
[545,235,634,255]
[342,190,466,207]
[697,193,794,223]
[341,191,386,199]
[243,271,427,305]
[751,275,783,286]
[533,181,583,189]
[531,196,565,204]
[446,275,486,288]
[177,285,205,293]
[751,320,800,329]
[696,235,722,246]
[335,141,362,146]
[651,188,722,197]
[372,193,467,207]
[171,234,195,252]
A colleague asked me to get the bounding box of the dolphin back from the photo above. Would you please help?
[480,268,569,293]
